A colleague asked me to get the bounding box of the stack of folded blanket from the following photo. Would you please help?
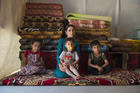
[66,13,112,51]
[110,39,140,52]
[19,39,59,51]
[18,3,65,52]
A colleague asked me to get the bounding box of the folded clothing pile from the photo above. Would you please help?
[18,2,65,52]
[66,13,112,51]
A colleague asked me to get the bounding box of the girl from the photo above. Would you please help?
[54,24,80,78]
[17,40,47,75]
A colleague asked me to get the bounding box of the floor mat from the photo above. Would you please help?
[0,70,140,86]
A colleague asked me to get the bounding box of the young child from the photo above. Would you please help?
[17,40,47,75]
[59,38,81,80]
[88,40,111,75]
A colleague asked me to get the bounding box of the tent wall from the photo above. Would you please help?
[0,0,28,79]
[118,0,140,38]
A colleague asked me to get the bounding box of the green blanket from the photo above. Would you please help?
[66,13,112,22]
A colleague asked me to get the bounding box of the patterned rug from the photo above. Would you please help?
[0,70,140,86]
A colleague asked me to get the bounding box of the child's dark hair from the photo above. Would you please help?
[90,40,100,47]
[31,39,41,45]
[65,37,75,44]
[61,24,76,38]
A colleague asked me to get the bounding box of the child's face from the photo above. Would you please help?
[31,42,40,52]
[65,41,74,52]
[91,45,101,54]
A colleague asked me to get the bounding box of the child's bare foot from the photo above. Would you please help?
[76,76,82,80]
[73,76,77,81]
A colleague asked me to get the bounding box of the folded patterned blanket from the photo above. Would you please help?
[23,16,64,22]
[25,3,64,17]
[110,40,140,52]
[111,47,132,52]
[20,21,64,28]
[19,30,62,36]
[20,45,58,50]
[21,34,61,39]
[80,44,109,52]
[66,13,112,29]
[18,27,64,33]
[110,40,132,47]
[66,13,112,22]
[76,34,108,40]
[25,9,63,17]
[76,31,111,37]
[26,3,63,10]
[69,19,111,29]
[76,28,110,32]
[19,39,59,45]
[77,40,112,47]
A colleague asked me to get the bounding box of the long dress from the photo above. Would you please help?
[17,50,47,75]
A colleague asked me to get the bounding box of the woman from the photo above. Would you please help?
[54,24,80,78]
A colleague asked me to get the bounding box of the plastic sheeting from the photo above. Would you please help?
[0,0,27,79]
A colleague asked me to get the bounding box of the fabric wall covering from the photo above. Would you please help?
[0,0,28,79]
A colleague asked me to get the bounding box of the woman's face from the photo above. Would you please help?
[65,26,75,38]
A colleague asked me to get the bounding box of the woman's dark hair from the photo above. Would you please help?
[90,40,100,47]
[61,24,76,38]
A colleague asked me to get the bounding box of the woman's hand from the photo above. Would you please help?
[62,62,67,67]
[59,63,66,72]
